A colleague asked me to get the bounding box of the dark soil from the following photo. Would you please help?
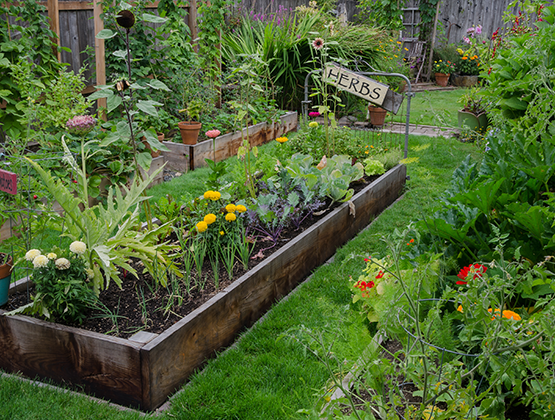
[340,339,531,420]
[4,175,379,339]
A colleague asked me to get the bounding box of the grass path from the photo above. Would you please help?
[0,133,480,420]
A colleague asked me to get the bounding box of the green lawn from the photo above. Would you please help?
[0,132,481,420]
[391,88,466,127]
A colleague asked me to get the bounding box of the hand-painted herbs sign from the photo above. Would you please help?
[0,169,17,195]
[324,63,389,106]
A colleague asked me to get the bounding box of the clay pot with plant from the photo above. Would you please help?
[178,99,203,145]
[137,110,171,157]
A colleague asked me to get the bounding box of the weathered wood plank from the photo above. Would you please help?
[140,164,407,409]
[0,312,145,407]
[161,142,190,173]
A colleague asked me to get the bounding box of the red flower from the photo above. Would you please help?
[376,271,384,279]
[456,264,488,285]
[364,256,372,262]
[368,281,375,289]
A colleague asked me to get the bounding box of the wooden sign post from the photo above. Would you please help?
[0,169,17,195]
[324,63,389,105]
[323,63,404,114]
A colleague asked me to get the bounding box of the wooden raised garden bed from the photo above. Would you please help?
[163,111,298,172]
[0,164,406,410]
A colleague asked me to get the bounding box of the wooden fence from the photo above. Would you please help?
[2,0,549,90]
[2,0,197,109]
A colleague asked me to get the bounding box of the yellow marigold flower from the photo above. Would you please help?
[203,190,213,200]
[211,191,221,201]
[25,249,41,261]
[220,231,225,236]
[236,204,247,213]
[225,213,237,222]
[196,221,208,233]
[33,255,49,268]
[397,41,402,44]
[47,253,57,260]
[226,204,236,213]
[308,122,318,128]
[276,137,288,143]
[204,213,217,225]
[69,240,87,255]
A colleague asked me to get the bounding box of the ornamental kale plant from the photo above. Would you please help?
[246,166,324,249]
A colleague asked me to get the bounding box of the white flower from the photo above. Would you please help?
[69,241,87,255]
[86,268,94,279]
[25,249,41,262]
[33,255,49,269]
[55,258,71,270]
[47,253,57,260]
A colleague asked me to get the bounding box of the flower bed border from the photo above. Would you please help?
[162,111,298,172]
[0,164,406,410]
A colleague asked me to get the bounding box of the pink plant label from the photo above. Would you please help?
[0,169,17,195]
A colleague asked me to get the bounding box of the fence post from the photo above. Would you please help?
[46,0,61,61]
[93,0,107,119]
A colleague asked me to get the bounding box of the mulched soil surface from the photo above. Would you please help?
[4,175,378,339]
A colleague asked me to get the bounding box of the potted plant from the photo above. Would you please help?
[178,99,203,145]
[136,110,172,157]
[457,88,488,132]
[433,60,455,87]
[367,104,388,127]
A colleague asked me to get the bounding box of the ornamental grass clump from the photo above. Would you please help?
[11,242,97,323]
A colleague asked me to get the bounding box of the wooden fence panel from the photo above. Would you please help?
[438,0,522,44]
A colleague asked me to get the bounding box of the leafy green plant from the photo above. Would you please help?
[26,138,178,293]
[318,155,364,203]
[416,128,555,267]
[483,5,555,139]
[0,0,67,137]
[363,158,385,176]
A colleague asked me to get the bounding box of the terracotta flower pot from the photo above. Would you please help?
[368,105,388,127]
[435,73,450,87]
[178,121,202,145]
[142,133,165,158]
